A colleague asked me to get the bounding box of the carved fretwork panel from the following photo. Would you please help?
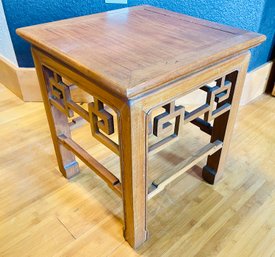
[202,76,232,122]
[148,102,184,154]
[150,71,237,152]
[89,98,114,136]
[45,67,119,155]
[153,102,184,137]
[88,98,119,155]
[48,73,74,118]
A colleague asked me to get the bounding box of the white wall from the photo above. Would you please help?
[0,0,17,65]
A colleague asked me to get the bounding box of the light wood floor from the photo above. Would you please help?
[0,83,274,257]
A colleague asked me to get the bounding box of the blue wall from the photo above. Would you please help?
[2,0,274,70]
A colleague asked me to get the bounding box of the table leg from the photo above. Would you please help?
[119,103,148,249]
[32,49,80,179]
[202,53,250,184]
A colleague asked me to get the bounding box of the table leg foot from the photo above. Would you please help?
[124,228,149,249]
[202,165,218,185]
[63,161,80,179]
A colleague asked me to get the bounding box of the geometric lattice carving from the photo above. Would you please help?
[45,67,119,155]
[88,98,114,135]
[153,102,184,137]
[150,72,236,153]
[202,76,232,122]
[88,98,119,155]
[182,76,232,124]
[183,77,232,124]
[49,72,74,118]
[149,101,184,154]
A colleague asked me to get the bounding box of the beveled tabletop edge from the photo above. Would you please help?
[17,5,266,99]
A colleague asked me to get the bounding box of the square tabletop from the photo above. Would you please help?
[17,5,265,98]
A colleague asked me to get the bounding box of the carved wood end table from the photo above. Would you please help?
[17,5,265,249]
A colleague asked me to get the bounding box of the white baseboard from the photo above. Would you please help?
[240,61,273,105]
[0,55,41,101]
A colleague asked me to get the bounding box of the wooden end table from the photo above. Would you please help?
[17,5,265,248]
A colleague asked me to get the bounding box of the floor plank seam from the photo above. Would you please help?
[56,216,77,240]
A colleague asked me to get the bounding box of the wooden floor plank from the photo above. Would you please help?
[0,216,75,257]
[0,84,274,257]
